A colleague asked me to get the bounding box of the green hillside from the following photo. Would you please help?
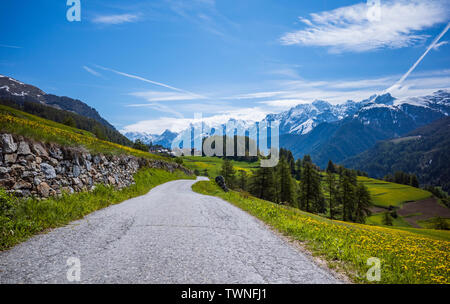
[182,156,259,177]
[357,176,431,208]
[342,116,450,192]
[0,104,166,160]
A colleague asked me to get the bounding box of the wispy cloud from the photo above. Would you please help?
[92,14,140,25]
[126,102,184,118]
[121,106,269,134]
[387,22,450,92]
[95,65,204,98]
[129,90,203,102]
[168,0,238,37]
[280,0,450,53]
[433,41,449,50]
[0,44,22,49]
[82,66,102,77]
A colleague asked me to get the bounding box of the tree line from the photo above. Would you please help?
[219,149,372,224]
[383,171,419,188]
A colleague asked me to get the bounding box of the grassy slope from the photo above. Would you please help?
[1,168,194,251]
[192,181,450,284]
[0,104,166,160]
[357,176,431,208]
[182,156,259,177]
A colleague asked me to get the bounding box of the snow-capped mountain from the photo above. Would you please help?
[279,90,450,167]
[123,129,178,147]
[123,90,449,152]
[264,90,449,136]
[264,99,362,135]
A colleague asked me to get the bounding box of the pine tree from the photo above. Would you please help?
[353,183,372,223]
[249,167,276,202]
[326,160,336,173]
[237,170,248,191]
[294,159,302,181]
[297,155,324,213]
[63,116,76,128]
[383,212,393,226]
[220,158,236,188]
[278,158,295,205]
[339,169,356,222]
[410,174,419,188]
[325,170,338,219]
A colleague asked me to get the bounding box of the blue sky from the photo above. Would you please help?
[1,0,449,134]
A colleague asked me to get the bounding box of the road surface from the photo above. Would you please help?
[0,177,340,283]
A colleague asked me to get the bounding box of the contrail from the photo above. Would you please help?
[94,64,204,98]
[387,22,450,92]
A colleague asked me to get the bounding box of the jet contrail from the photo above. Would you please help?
[94,64,204,98]
[387,22,450,92]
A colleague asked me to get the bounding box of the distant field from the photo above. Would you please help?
[0,105,166,160]
[182,156,259,177]
[358,176,431,207]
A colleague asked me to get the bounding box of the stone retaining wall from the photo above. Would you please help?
[0,133,191,198]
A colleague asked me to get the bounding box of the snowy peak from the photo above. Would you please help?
[0,75,46,102]
[268,90,449,136]
[123,129,179,148]
[373,93,395,105]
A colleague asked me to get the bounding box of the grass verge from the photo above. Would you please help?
[192,180,450,284]
[0,168,194,251]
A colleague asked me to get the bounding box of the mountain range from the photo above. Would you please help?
[127,89,449,167]
[1,74,449,187]
[123,129,178,148]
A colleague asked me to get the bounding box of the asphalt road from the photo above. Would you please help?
[0,177,340,283]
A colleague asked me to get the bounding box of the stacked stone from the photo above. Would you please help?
[0,133,191,198]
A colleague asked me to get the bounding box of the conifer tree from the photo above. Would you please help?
[278,158,295,205]
[353,183,372,223]
[297,155,324,213]
[326,160,336,173]
[237,170,248,191]
[339,169,356,221]
[220,158,236,188]
[249,167,276,202]
[410,174,419,188]
[294,159,302,181]
[325,170,338,219]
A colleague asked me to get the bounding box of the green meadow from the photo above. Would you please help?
[357,176,431,208]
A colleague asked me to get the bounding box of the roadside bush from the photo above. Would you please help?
[0,189,18,248]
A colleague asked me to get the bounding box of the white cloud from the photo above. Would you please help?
[386,22,450,92]
[280,0,450,52]
[432,41,449,50]
[129,90,203,102]
[92,14,140,25]
[82,66,102,77]
[0,44,22,49]
[231,91,287,99]
[121,106,269,134]
[95,65,203,98]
